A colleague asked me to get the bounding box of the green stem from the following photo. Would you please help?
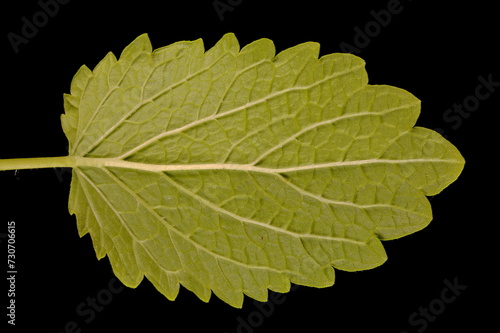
[0,156,75,171]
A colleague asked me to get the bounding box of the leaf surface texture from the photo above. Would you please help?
[61,34,464,307]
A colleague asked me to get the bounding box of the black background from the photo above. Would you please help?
[1,0,498,332]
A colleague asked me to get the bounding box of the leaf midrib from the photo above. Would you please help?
[73,156,463,173]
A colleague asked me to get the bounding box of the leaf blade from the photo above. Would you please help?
[63,33,465,307]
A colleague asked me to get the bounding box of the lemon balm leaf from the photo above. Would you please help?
[56,33,464,307]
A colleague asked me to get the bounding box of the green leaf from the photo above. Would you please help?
[60,33,464,307]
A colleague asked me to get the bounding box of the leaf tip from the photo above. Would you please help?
[119,33,153,60]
